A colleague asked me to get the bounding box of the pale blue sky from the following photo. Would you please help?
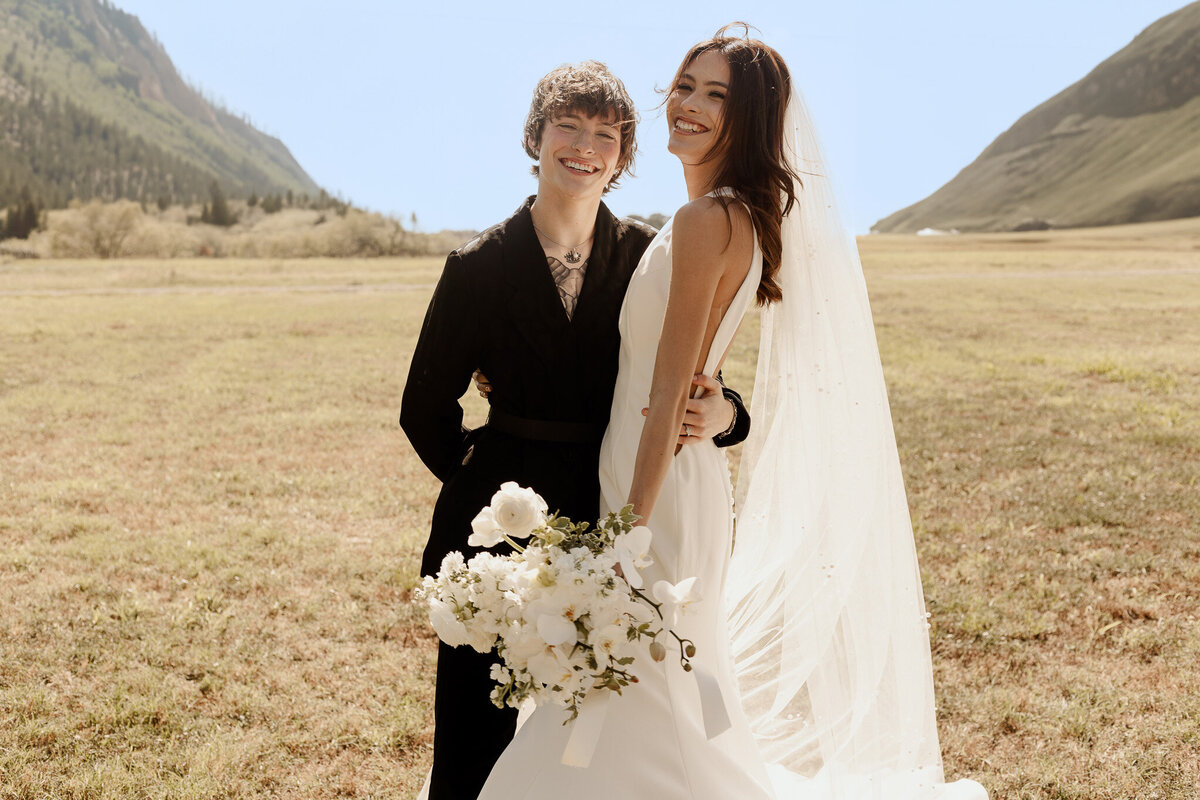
[112,0,1190,233]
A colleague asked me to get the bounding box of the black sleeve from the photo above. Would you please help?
[712,370,751,449]
[399,251,480,483]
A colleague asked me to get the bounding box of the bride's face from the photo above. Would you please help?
[666,50,730,165]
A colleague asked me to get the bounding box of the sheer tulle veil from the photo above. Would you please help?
[728,83,987,799]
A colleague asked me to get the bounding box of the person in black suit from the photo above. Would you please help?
[399,60,750,800]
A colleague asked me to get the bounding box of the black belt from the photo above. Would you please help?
[486,408,605,444]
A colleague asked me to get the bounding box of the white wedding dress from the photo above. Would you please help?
[478,200,774,799]
[473,188,991,798]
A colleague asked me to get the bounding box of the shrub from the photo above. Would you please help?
[28,200,472,259]
[48,200,143,258]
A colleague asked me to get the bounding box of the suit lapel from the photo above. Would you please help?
[571,203,627,348]
[503,197,569,369]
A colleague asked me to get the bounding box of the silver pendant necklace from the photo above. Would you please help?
[533,224,592,265]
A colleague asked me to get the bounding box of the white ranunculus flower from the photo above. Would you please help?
[489,482,548,540]
[468,507,505,548]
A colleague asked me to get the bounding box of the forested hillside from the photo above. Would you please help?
[0,0,320,211]
[0,53,233,209]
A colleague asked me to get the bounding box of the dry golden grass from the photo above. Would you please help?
[1,221,1198,798]
[859,224,1200,799]
[0,256,445,294]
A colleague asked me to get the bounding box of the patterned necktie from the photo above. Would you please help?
[547,256,588,320]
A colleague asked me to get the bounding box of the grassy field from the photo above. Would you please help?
[2,219,1198,798]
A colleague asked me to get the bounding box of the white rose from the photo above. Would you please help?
[489,482,548,540]
[467,507,505,548]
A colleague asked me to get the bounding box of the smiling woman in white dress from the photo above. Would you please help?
[478,25,991,799]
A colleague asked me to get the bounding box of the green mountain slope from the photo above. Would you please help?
[873,2,1200,233]
[0,0,320,207]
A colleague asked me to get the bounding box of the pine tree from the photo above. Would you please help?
[1,185,40,239]
[206,181,237,227]
[21,196,39,235]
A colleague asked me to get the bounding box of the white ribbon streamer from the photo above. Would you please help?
[560,690,612,767]
[693,661,732,739]
[559,658,730,768]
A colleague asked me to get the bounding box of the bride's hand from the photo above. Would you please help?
[641,374,734,445]
[472,369,492,399]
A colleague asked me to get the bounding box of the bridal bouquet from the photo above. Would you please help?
[415,482,699,721]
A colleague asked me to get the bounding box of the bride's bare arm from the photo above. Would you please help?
[627,198,751,521]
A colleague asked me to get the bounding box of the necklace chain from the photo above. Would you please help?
[533,223,593,265]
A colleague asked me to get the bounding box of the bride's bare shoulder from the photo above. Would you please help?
[672,195,754,274]
[674,194,742,229]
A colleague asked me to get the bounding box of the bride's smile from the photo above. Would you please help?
[672,116,708,134]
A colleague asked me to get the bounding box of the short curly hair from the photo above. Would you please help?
[523,61,638,193]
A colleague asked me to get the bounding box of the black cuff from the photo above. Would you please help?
[712,370,751,448]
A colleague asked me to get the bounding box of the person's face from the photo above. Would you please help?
[666,50,730,165]
[533,110,623,200]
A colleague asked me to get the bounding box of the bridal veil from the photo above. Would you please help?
[729,84,987,800]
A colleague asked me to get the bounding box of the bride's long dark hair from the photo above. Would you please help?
[669,24,799,305]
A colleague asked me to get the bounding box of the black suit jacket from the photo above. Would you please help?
[401,197,749,577]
